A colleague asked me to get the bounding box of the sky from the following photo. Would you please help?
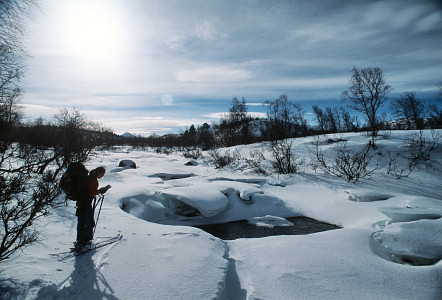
[21,0,442,135]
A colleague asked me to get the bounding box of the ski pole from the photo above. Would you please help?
[93,194,103,211]
[93,194,104,238]
[93,196,98,211]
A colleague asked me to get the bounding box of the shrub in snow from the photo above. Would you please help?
[405,129,440,165]
[312,137,376,183]
[207,148,239,169]
[182,147,202,160]
[268,139,303,174]
[387,129,441,179]
[244,149,268,175]
[0,152,59,261]
[386,150,412,179]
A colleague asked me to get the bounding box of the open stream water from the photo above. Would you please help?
[193,217,341,240]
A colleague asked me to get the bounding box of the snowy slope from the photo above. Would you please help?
[1,131,441,299]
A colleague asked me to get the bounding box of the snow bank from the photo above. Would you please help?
[346,188,394,202]
[373,218,442,265]
[373,195,442,265]
[1,131,441,299]
[155,183,229,217]
[377,195,442,222]
[227,228,441,299]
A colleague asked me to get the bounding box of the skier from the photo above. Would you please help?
[75,166,110,249]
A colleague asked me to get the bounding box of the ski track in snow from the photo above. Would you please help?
[368,174,442,200]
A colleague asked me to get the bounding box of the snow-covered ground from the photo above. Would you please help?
[1,131,441,299]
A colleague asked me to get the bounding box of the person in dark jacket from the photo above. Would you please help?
[76,166,110,248]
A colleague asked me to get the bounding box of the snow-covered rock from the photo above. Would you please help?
[118,159,136,168]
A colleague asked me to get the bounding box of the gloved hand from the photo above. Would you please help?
[98,185,111,194]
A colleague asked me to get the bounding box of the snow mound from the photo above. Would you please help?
[372,196,442,265]
[346,189,393,202]
[377,207,441,222]
[372,218,442,265]
[120,194,168,222]
[208,176,267,184]
[238,187,263,202]
[248,215,293,228]
[155,183,228,217]
[119,179,296,225]
[149,172,194,180]
[377,196,442,222]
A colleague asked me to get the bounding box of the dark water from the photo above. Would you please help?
[194,217,341,240]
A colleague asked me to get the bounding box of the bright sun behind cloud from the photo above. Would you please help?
[59,1,126,61]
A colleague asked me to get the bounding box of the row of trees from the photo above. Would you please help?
[139,72,441,151]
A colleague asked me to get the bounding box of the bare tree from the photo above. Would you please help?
[342,67,392,146]
[340,106,357,132]
[229,96,248,124]
[325,107,339,133]
[37,108,106,177]
[197,123,215,150]
[312,105,326,133]
[0,0,63,262]
[312,106,356,134]
[265,94,306,140]
[391,91,426,129]
[218,97,253,146]
[427,82,442,129]
[230,97,253,144]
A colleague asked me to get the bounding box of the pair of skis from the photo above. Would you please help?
[50,234,123,261]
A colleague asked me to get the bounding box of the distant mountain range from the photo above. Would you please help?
[121,132,136,138]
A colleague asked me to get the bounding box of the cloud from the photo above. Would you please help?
[202,111,267,120]
[415,12,442,33]
[20,103,60,120]
[194,21,227,41]
[91,115,205,136]
[175,65,252,82]
[163,21,227,52]
[164,35,185,51]
[22,0,442,135]
[202,112,225,119]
